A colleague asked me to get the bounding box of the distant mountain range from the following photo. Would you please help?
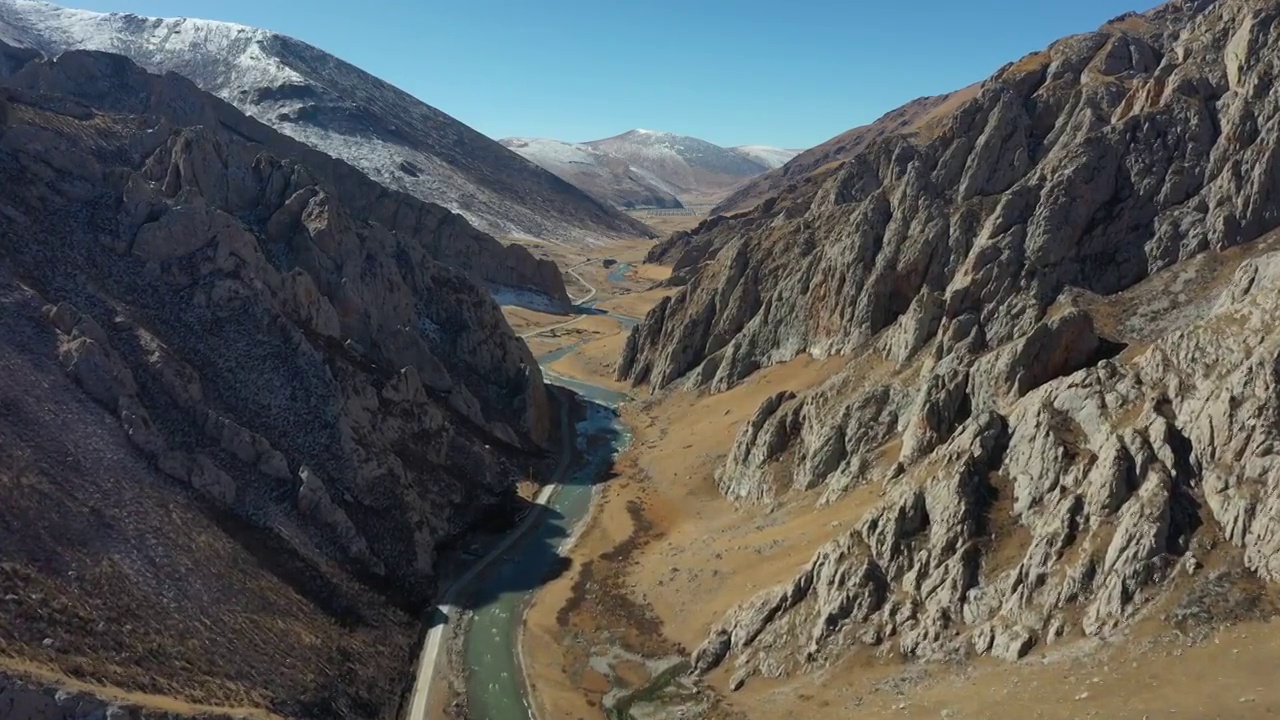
[0,0,653,245]
[502,130,802,210]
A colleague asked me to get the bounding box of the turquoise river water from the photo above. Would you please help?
[462,364,631,720]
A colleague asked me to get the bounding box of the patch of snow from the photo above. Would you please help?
[581,128,777,194]
[490,285,565,313]
[730,145,802,169]
[417,316,443,343]
[501,137,601,170]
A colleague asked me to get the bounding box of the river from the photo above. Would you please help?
[461,328,634,719]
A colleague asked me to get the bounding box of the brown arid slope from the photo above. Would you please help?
[711,87,979,217]
[0,46,559,719]
[524,355,853,719]
[592,0,1280,716]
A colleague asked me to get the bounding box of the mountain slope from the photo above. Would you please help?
[0,0,654,245]
[712,88,979,216]
[0,22,570,304]
[0,42,556,717]
[500,136,684,210]
[619,0,1280,695]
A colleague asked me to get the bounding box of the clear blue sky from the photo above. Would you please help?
[69,0,1155,149]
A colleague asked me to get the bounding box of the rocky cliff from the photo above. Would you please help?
[617,0,1280,684]
[0,39,571,306]
[0,46,553,717]
[711,89,978,217]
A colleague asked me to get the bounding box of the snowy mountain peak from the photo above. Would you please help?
[0,0,651,245]
[505,128,805,207]
[498,136,683,210]
[729,145,802,170]
[2,1,276,54]
[583,129,802,201]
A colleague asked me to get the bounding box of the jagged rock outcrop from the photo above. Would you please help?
[695,247,1280,677]
[616,0,1280,687]
[0,40,571,306]
[0,45,555,717]
[620,0,1280,393]
[1,64,553,589]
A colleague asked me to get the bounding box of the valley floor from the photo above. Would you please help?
[521,349,1280,720]
[517,246,1280,719]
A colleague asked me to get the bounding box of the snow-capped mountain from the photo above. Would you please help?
[0,0,652,245]
[504,129,804,208]
[729,145,802,170]
[500,137,683,210]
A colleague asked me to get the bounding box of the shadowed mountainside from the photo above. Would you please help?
[0,43,563,718]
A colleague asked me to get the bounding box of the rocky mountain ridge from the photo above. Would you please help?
[711,89,980,216]
[0,0,654,246]
[618,0,1280,687]
[0,41,554,716]
[0,29,572,305]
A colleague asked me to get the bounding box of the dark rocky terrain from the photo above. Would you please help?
[0,42,557,718]
[0,26,574,305]
[710,89,979,216]
[619,0,1280,686]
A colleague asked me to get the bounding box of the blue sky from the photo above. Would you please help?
[69,0,1156,149]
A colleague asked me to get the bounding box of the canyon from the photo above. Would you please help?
[0,36,558,718]
[5,0,1280,719]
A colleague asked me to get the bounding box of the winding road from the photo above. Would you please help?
[518,259,598,340]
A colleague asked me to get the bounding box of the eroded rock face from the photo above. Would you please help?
[696,249,1280,678]
[626,0,1280,687]
[0,50,551,604]
[620,0,1280,393]
[1,43,570,306]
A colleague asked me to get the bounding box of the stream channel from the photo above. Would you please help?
[462,301,638,720]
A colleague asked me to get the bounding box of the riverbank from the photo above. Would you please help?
[516,299,1280,720]
[460,388,627,720]
[423,244,659,720]
[521,350,854,719]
